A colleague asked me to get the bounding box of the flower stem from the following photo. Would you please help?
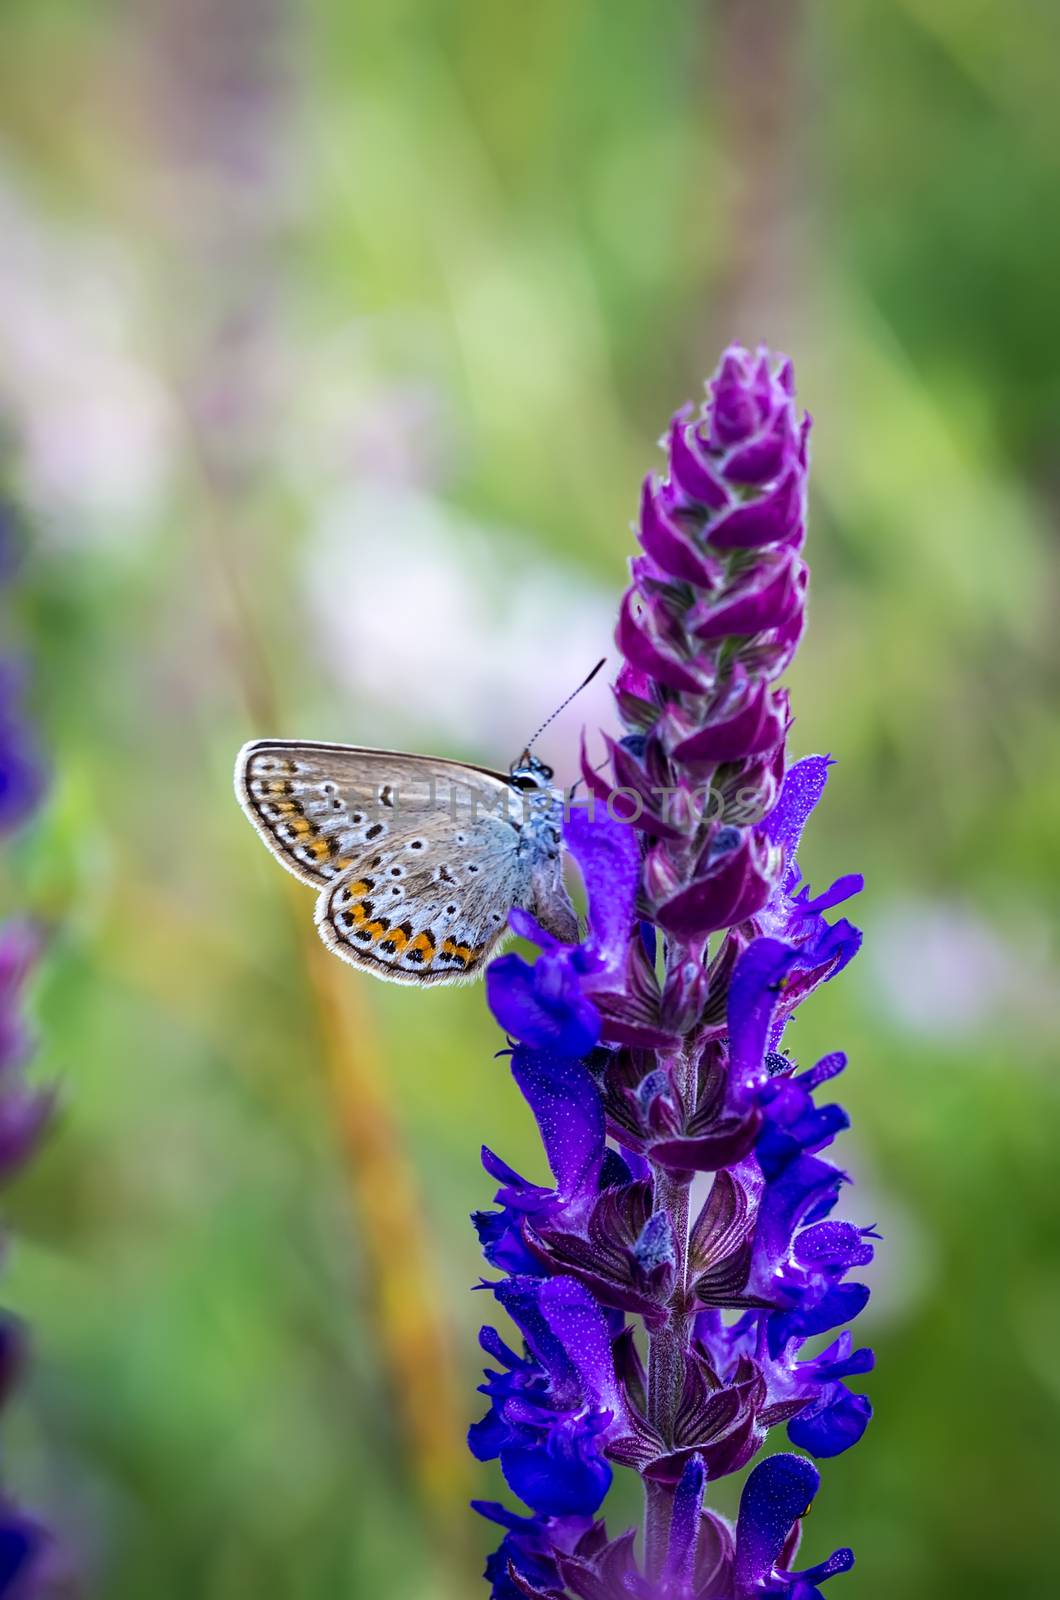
[643,1051,695,1580]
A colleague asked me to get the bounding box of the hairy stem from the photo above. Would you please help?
[643,1050,696,1581]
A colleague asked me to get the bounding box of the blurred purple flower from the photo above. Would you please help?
[0,476,54,1593]
[0,926,52,1177]
[0,667,45,840]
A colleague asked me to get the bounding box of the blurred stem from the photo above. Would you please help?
[206,487,470,1551]
[705,0,807,350]
[137,0,470,1558]
[296,903,468,1525]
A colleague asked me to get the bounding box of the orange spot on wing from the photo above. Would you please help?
[407,932,436,966]
[441,939,474,968]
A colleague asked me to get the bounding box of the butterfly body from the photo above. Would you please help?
[234,740,577,984]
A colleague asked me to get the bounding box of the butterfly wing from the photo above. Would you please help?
[314,808,528,984]
[235,740,534,985]
[234,740,514,888]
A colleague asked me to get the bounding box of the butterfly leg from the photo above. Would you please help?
[524,866,579,945]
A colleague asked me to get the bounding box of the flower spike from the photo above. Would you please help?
[474,347,871,1598]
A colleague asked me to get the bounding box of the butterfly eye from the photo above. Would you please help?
[407,839,426,851]
[510,758,554,789]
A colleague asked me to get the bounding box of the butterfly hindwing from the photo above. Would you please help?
[314,809,527,984]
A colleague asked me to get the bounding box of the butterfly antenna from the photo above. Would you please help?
[525,658,607,754]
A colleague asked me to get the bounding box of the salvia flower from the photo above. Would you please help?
[475,347,873,1597]
[487,804,642,1057]
[554,1453,853,1600]
[470,1274,627,1519]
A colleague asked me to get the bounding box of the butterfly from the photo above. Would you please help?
[233,740,579,985]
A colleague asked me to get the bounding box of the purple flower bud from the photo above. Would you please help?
[656,830,780,940]
[707,467,804,551]
[616,590,708,697]
[638,478,722,590]
[670,680,788,765]
[690,552,806,647]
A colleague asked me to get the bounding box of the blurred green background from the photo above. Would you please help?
[1,0,1058,1595]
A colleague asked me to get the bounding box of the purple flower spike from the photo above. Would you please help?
[733,1454,853,1598]
[661,1454,706,1591]
[734,1453,821,1590]
[655,829,780,940]
[511,1049,606,1203]
[472,348,871,1599]
[473,1501,593,1600]
[761,755,833,875]
[565,804,641,978]
[488,949,605,1059]
[787,1385,873,1459]
[488,804,641,1055]
[471,1275,624,1520]
[473,1047,609,1279]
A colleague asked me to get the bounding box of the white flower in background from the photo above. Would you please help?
[305,482,619,777]
[0,170,175,540]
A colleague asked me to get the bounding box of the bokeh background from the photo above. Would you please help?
[1,0,1058,1595]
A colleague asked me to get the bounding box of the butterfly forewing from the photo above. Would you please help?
[235,741,514,887]
[234,740,543,985]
